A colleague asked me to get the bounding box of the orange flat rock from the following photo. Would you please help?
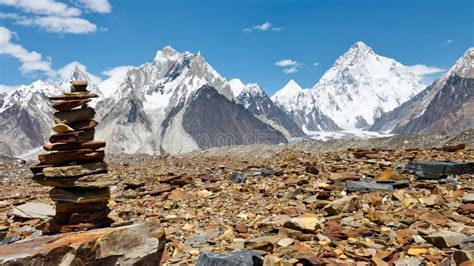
[49,129,95,144]
[48,93,98,101]
[52,99,91,111]
[43,140,105,151]
[0,222,166,265]
[38,150,104,165]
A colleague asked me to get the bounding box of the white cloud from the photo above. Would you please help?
[283,64,302,74]
[102,65,134,77]
[0,0,82,17]
[0,26,53,76]
[274,59,298,67]
[0,12,19,19]
[442,39,453,46]
[0,0,111,34]
[313,62,320,66]
[0,84,19,93]
[19,16,97,34]
[405,64,445,77]
[76,0,111,13]
[244,21,283,32]
[274,59,302,74]
[255,21,272,31]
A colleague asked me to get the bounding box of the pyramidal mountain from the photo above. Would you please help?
[271,80,340,132]
[371,47,474,135]
[0,66,102,159]
[229,78,306,138]
[95,46,288,155]
[0,47,293,158]
[272,42,426,131]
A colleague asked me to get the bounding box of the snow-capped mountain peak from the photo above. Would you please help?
[229,78,246,97]
[310,42,425,129]
[271,79,303,102]
[449,47,473,78]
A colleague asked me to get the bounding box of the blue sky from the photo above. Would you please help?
[0,0,472,95]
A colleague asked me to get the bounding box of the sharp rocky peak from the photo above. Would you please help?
[333,41,376,66]
[448,47,474,78]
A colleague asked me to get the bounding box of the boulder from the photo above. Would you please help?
[38,150,104,165]
[52,123,74,133]
[68,119,99,131]
[52,99,91,111]
[283,213,320,233]
[53,107,95,123]
[43,140,105,152]
[33,173,118,188]
[424,231,467,248]
[195,250,263,266]
[48,93,98,101]
[55,202,108,213]
[42,162,108,177]
[49,187,110,203]
[323,195,359,216]
[49,129,95,144]
[0,221,166,265]
[453,250,474,265]
[12,203,55,219]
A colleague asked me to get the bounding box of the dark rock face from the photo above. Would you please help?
[0,97,51,158]
[370,84,436,132]
[395,76,474,135]
[183,85,288,149]
[372,48,473,135]
[291,106,341,132]
[236,90,306,138]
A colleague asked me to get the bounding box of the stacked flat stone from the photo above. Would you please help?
[30,80,117,233]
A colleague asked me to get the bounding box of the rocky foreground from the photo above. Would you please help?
[0,133,473,265]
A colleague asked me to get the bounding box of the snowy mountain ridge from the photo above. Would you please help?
[272,41,426,131]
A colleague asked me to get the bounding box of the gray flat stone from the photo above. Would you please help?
[12,203,55,219]
[196,250,263,266]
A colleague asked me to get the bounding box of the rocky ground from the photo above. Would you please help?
[0,132,473,265]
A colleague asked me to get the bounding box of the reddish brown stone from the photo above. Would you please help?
[55,202,108,213]
[67,208,111,224]
[38,150,104,165]
[49,129,95,144]
[43,140,105,151]
[396,229,415,245]
[29,163,52,175]
[68,119,98,131]
[52,99,91,111]
[235,224,249,233]
[53,107,95,123]
[0,221,165,265]
[458,204,474,214]
[48,93,98,101]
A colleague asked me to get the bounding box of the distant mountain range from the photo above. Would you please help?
[0,42,472,159]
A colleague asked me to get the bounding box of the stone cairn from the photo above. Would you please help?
[30,80,117,233]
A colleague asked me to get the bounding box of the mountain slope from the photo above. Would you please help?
[271,80,340,132]
[372,48,473,134]
[311,42,425,129]
[230,79,306,138]
[183,85,287,148]
[272,42,425,131]
[0,66,102,158]
[96,47,288,155]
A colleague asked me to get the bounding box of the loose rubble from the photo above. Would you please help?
[0,138,472,264]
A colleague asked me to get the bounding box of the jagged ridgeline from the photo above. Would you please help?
[30,80,117,233]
